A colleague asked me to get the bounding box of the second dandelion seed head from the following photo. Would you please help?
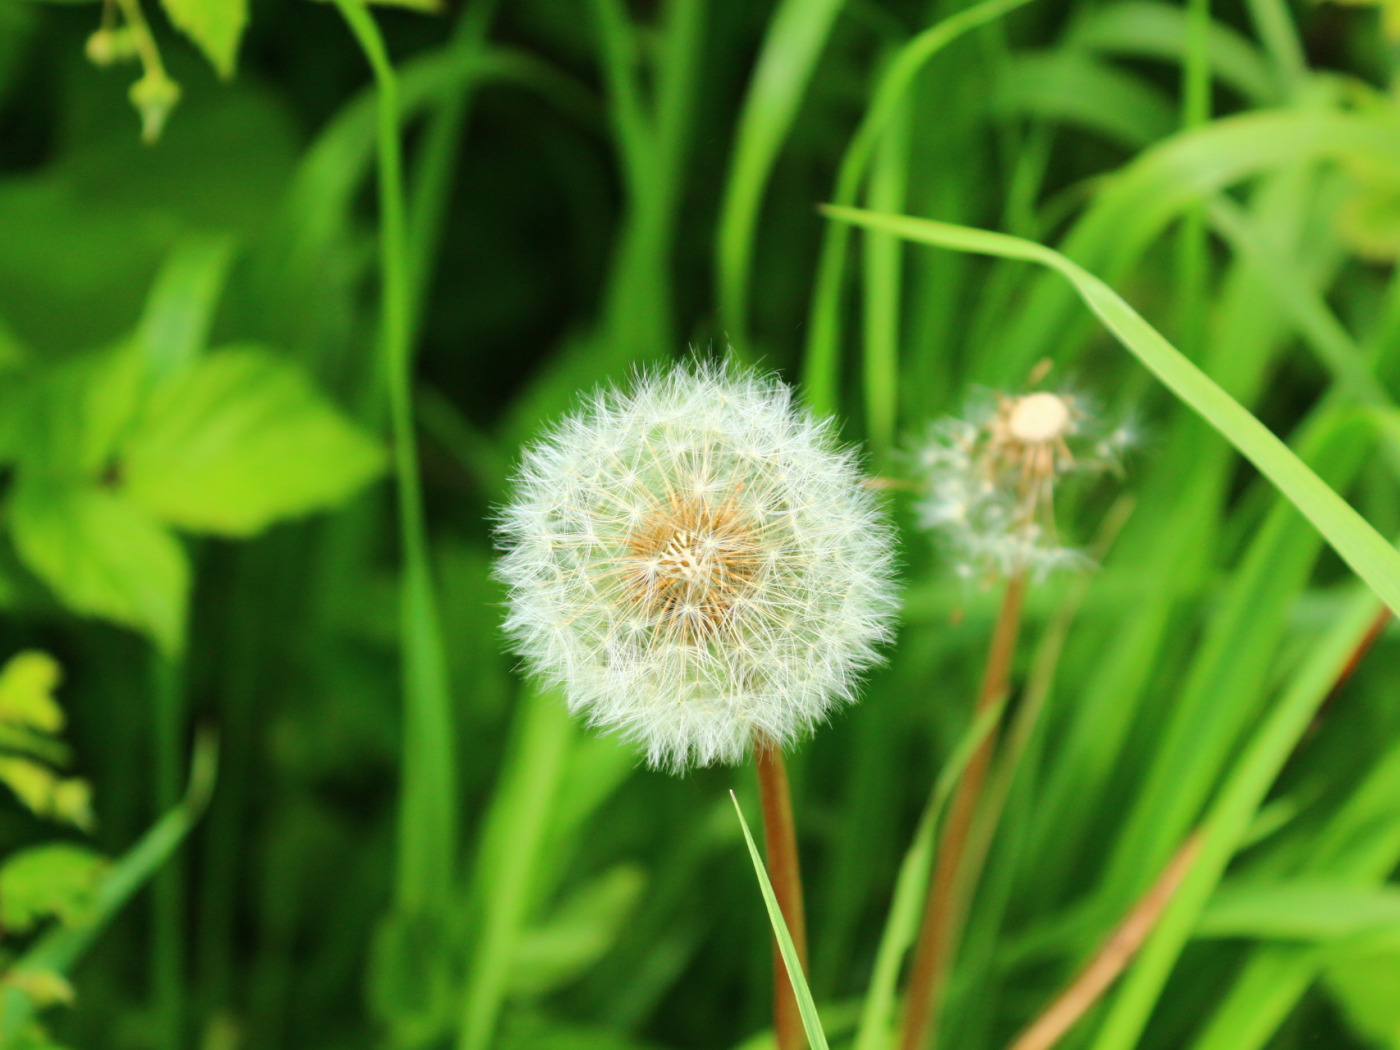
[912,385,1132,583]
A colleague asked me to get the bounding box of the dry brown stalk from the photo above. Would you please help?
[755,734,809,1050]
[1006,829,1205,1050]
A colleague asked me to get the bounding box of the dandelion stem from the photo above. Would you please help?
[755,734,809,1050]
[1006,831,1204,1050]
[900,570,1027,1050]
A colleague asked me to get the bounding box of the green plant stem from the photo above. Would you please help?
[900,571,1027,1050]
[334,0,459,915]
[152,652,185,1050]
[755,736,810,1050]
[405,0,502,333]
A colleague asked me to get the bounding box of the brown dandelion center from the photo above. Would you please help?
[621,493,763,640]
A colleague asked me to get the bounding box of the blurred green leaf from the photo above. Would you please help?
[366,908,456,1046]
[9,478,189,654]
[0,652,64,735]
[13,344,145,479]
[135,236,236,382]
[1198,881,1400,940]
[159,0,247,78]
[0,758,93,830]
[510,864,646,996]
[0,735,216,1044]
[0,845,106,935]
[1327,953,1400,1048]
[120,346,385,537]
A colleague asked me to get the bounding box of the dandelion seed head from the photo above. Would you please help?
[495,360,899,772]
[911,385,1129,582]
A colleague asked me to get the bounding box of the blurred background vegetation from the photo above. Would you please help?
[2,0,1400,1048]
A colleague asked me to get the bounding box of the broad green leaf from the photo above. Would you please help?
[120,347,385,537]
[0,652,63,734]
[820,206,1400,618]
[1327,953,1400,1047]
[9,479,188,654]
[158,0,247,78]
[0,844,106,934]
[15,344,145,479]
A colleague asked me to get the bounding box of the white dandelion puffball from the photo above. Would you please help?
[495,361,898,771]
[911,387,1135,581]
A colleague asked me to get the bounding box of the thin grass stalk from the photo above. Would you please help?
[900,570,1028,1050]
[755,734,810,1050]
[800,0,1040,415]
[333,0,459,914]
[1007,831,1204,1050]
[151,652,185,1050]
[1175,0,1210,358]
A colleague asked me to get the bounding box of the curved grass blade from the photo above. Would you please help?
[730,790,830,1050]
[820,205,1400,617]
[802,0,1040,413]
[717,0,844,343]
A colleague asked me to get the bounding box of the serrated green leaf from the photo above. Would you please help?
[0,652,63,735]
[9,479,189,654]
[0,844,105,935]
[120,347,385,537]
[158,0,247,78]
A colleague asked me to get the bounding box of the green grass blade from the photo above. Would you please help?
[458,687,575,1050]
[717,0,844,343]
[1086,589,1386,1050]
[802,0,1039,413]
[853,695,1008,1050]
[730,790,830,1050]
[333,0,459,915]
[820,205,1400,617]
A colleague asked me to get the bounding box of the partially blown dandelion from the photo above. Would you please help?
[912,387,1134,581]
[495,360,898,771]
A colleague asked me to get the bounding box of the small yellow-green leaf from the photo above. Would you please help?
[0,844,105,935]
[9,479,189,654]
[158,0,247,78]
[0,652,63,734]
[121,347,386,538]
[5,970,74,1009]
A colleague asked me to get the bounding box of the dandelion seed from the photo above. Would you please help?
[495,360,898,771]
[911,385,1134,582]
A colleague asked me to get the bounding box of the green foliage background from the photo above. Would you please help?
[2,0,1400,1048]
